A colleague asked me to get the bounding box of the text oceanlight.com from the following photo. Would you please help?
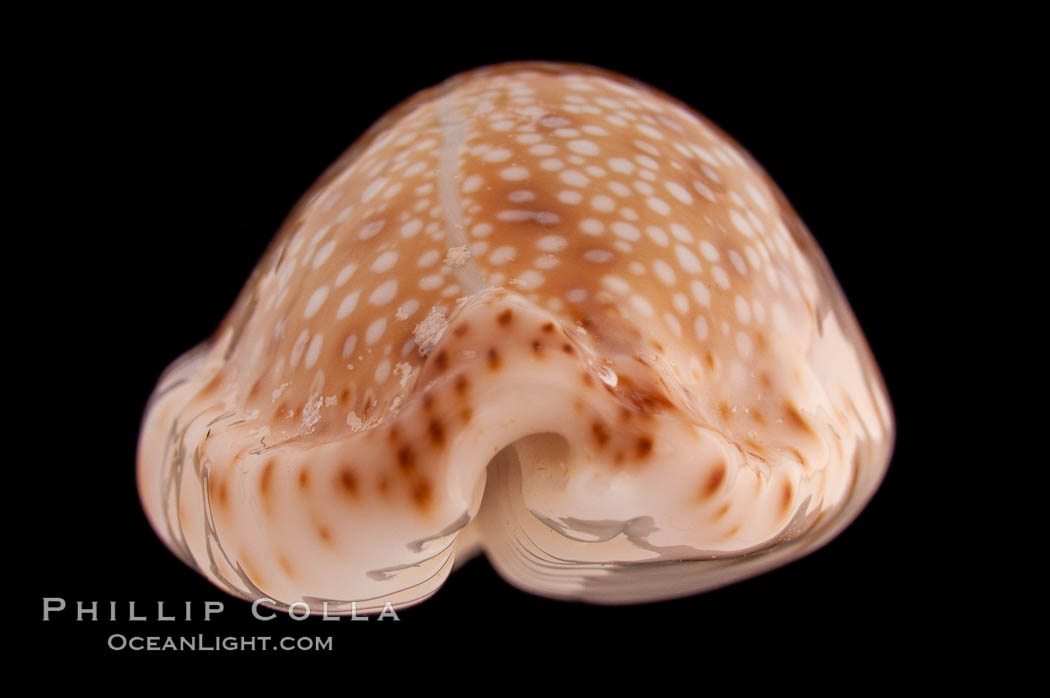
[107,635,333,651]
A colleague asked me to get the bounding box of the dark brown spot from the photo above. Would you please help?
[592,421,609,447]
[422,391,434,411]
[614,374,676,415]
[434,350,448,372]
[724,524,741,539]
[711,502,731,521]
[541,322,555,333]
[428,419,445,446]
[260,459,275,496]
[212,478,228,509]
[460,406,473,423]
[298,469,310,490]
[338,467,358,497]
[453,323,469,337]
[780,480,794,518]
[705,351,717,371]
[701,462,727,499]
[582,372,594,387]
[487,347,500,370]
[750,408,766,425]
[411,478,433,510]
[717,401,732,421]
[454,374,469,395]
[758,372,773,391]
[561,343,574,355]
[754,331,768,353]
[318,525,332,544]
[620,406,632,421]
[340,386,353,404]
[397,445,415,472]
[783,402,817,438]
[532,339,543,354]
[636,436,653,458]
[497,309,513,326]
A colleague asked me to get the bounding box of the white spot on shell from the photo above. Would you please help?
[568,139,599,156]
[335,263,358,288]
[400,219,423,238]
[646,197,670,215]
[652,259,676,285]
[483,148,512,162]
[694,315,709,341]
[358,220,385,241]
[304,286,329,319]
[700,241,720,262]
[611,221,640,241]
[489,246,517,265]
[369,279,398,306]
[336,291,361,319]
[629,295,653,317]
[580,218,604,236]
[665,180,694,205]
[560,170,589,187]
[374,359,392,383]
[365,317,388,345]
[500,166,529,181]
[512,269,545,290]
[730,209,755,238]
[396,299,420,320]
[602,275,630,295]
[675,244,702,274]
[537,235,568,252]
[584,249,614,264]
[341,334,358,360]
[304,333,323,369]
[371,251,398,273]
[670,223,693,244]
[418,249,440,267]
[508,190,535,203]
[735,295,751,323]
[312,240,336,269]
[691,280,711,308]
[419,274,443,290]
[646,226,669,246]
[290,330,309,368]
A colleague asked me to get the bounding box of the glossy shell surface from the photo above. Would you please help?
[137,62,894,612]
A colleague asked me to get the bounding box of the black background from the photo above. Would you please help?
[23,20,960,663]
